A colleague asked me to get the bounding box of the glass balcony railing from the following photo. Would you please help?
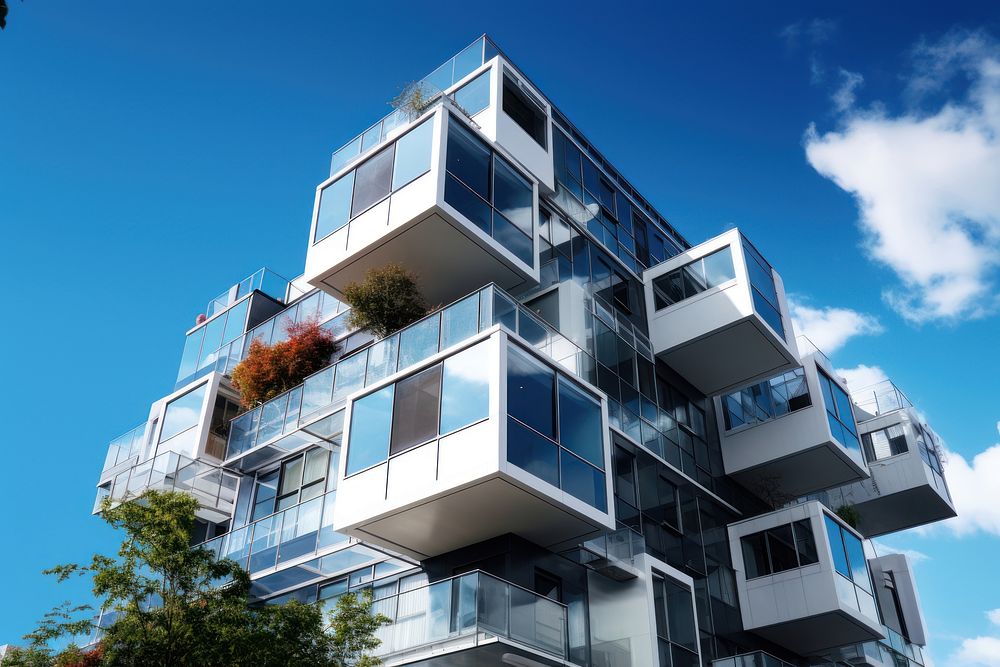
[205,267,299,319]
[329,35,500,176]
[712,651,795,667]
[97,451,238,517]
[101,422,148,473]
[200,489,346,574]
[226,283,594,461]
[795,334,832,369]
[368,570,569,663]
[851,379,913,418]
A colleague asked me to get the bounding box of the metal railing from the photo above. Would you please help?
[712,651,795,667]
[850,379,913,418]
[329,35,499,176]
[205,267,299,319]
[366,570,569,662]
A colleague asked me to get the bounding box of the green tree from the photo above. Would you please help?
[3,491,390,667]
[343,264,428,338]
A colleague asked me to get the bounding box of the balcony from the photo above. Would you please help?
[642,229,798,396]
[368,571,570,666]
[304,105,539,307]
[728,501,883,655]
[225,284,597,473]
[817,404,955,537]
[94,451,238,522]
[716,347,868,500]
[99,421,149,484]
[712,651,794,667]
[334,329,614,560]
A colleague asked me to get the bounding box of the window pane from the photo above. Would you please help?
[558,377,603,469]
[493,211,534,265]
[303,448,329,486]
[502,74,546,147]
[445,173,492,234]
[346,385,394,475]
[160,384,208,443]
[252,470,279,521]
[390,364,442,455]
[441,294,479,349]
[301,367,334,417]
[221,297,250,347]
[351,145,394,217]
[793,519,818,566]
[365,335,399,386]
[741,533,769,579]
[843,529,871,592]
[391,119,433,191]
[332,351,368,403]
[824,515,851,579]
[446,118,491,198]
[453,70,491,116]
[280,456,304,496]
[440,342,490,434]
[507,345,555,439]
[664,579,698,652]
[560,450,607,512]
[765,524,799,573]
[493,156,532,237]
[507,417,559,487]
[315,171,355,242]
[177,327,205,383]
[703,246,735,286]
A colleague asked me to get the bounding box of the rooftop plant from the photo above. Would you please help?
[230,319,337,409]
[343,264,428,339]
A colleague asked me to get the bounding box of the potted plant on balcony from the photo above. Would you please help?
[343,264,428,339]
[230,319,337,409]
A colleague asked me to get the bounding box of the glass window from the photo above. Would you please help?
[440,342,490,434]
[507,417,559,487]
[558,377,603,468]
[444,173,491,234]
[346,385,394,475]
[398,314,440,370]
[160,384,208,443]
[390,364,442,455]
[315,171,355,242]
[177,327,205,383]
[864,424,909,462]
[766,524,799,573]
[391,119,433,191]
[824,514,851,579]
[741,532,769,579]
[493,210,533,264]
[843,529,871,592]
[365,335,399,386]
[453,69,491,116]
[722,367,811,430]
[351,145,394,217]
[663,578,697,652]
[502,73,546,147]
[332,351,368,403]
[221,297,250,346]
[650,246,736,311]
[441,294,479,350]
[493,155,532,237]
[446,118,491,198]
[560,450,606,512]
[793,519,818,566]
[507,344,555,439]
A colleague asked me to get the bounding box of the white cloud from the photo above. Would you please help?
[834,363,890,394]
[870,539,930,565]
[789,298,883,354]
[954,636,1000,666]
[988,609,1000,627]
[934,442,1000,536]
[832,69,864,112]
[780,18,838,50]
[805,30,1000,323]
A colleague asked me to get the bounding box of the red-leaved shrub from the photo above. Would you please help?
[230,319,337,409]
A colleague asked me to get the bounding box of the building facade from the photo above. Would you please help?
[93,36,956,667]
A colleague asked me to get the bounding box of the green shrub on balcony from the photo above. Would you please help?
[344,264,428,338]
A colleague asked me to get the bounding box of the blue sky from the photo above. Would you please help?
[2,1,999,663]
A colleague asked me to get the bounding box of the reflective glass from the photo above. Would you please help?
[390,364,442,455]
[300,367,334,418]
[365,335,399,385]
[177,327,205,383]
[199,314,228,369]
[391,119,433,190]
[452,38,484,83]
[741,533,769,579]
[350,145,394,217]
[493,156,532,237]
[440,294,479,349]
[507,345,555,439]
[558,377,603,468]
[560,450,607,511]
[221,297,250,346]
[843,529,871,592]
[703,246,735,285]
[664,578,698,652]
[453,70,491,115]
[440,342,490,434]
[315,171,355,242]
[494,212,534,265]
[160,384,208,443]
[766,524,798,573]
[332,351,368,403]
[444,173,491,234]
[507,417,559,487]
[398,314,440,370]
[346,385,394,475]
[793,519,818,565]
[824,515,851,578]
[446,118,491,198]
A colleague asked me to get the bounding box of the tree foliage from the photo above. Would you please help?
[2,491,390,667]
[343,264,428,338]
[230,319,337,409]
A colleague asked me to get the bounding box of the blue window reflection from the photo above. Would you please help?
[314,171,355,243]
[391,119,433,191]
[440,342,490,434]
[507,344,555,439]
[346,385,394,475]
[560,449,607,511]
[558,377,603,469]
[453,70,491,116]
[507,417,559,488]
[160,384,208,443]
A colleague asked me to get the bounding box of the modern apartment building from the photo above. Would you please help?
[92,36,956,667]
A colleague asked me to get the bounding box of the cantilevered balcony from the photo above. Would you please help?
[728,501,883,655]
[817,397,955,537]
[716,346,868,500]
[304,104,539,307]
[368,571,571,667]
[94,451,238,522]
[642,229,798,396]
[334,329,614,560]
